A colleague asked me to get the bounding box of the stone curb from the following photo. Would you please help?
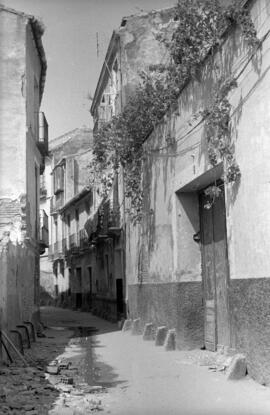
[131,318,142,335]
[122,319,132,332]
[164,329,176,351]
[142,323,154,341]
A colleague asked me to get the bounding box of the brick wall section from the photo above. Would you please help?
[229,278,270,385]
[128,282,204,350]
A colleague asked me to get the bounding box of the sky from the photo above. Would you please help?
[3,0,176,139]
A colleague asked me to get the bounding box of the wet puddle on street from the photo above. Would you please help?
[45,325,109,414]
[50,325,113,389]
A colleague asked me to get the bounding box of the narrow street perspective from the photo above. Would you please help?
[1,306,270,414]
[2,0,270,413]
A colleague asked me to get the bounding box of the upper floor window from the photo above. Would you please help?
[40,172,47,198]
[53,165,64,195]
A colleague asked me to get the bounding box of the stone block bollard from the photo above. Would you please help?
[122,319,132,332]
[131,318,142,335]
[142,323,154,341]
[155,326,168,346]
[226,354,247,380]
[164,329,176,351]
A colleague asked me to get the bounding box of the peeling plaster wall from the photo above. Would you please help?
[119,8,175,105]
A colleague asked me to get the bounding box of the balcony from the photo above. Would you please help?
[69,233,79,255]
[96,200,109,240]
[84,198,121,242]
[50,193,64,215]
[51,239,65,260]
[108,205,121,236]
[39,210,48,254]
[37,112,49,156]
[79,229,89,251]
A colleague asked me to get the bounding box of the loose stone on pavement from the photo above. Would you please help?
[0,322,107,415]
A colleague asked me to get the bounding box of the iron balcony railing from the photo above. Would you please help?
[84,198,121,242]
[67,233,79,255]
[50,193,65,214]
[79,228,89,250]
[109,205,120,229]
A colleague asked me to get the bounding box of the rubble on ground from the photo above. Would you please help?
[0,326,107,414]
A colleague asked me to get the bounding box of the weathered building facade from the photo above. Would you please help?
[83,175,124,321]
[126,0,270,385]
[90,7,175,321]
[0,6,48,339]
[44,128,93,308]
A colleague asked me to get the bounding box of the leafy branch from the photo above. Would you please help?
[90,0,258,219]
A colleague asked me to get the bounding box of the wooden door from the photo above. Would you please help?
[200,187,230,351]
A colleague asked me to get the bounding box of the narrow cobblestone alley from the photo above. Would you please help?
[1,307,270,414]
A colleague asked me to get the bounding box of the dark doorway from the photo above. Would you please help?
[116,278,124,315]
[199,185,230,351]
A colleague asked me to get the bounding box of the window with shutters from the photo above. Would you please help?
[53,165,64,194]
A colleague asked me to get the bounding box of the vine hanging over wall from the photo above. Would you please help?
[90,0,259,221]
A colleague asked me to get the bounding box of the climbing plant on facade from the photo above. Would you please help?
[91,0,259,221]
